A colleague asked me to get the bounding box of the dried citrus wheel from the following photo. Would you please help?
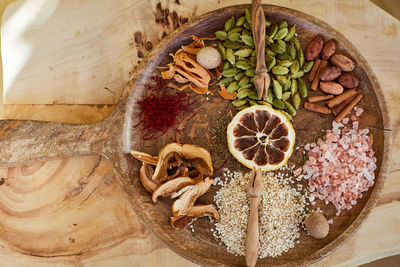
[227,105,295,171]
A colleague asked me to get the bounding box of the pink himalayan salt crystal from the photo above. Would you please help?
[302,115,376,214]
[293,167,302,176]
[355,107,364,116]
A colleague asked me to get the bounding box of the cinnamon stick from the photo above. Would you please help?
[327,88,360,108]
[334,93,363,122]
[307,94,334,103]
[311,59,327,91]
[304,102,331,114]
[332,93,359,115]
[308,58,321,82]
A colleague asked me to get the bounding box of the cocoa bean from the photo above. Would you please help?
[320,66,342,81]
[331,54,355,72]
[321,39,336,60]
[338,73,359,88]
[320,81,344,95]
[305,37,324,61]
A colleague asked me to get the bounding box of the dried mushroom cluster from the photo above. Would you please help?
[131,143,220,229]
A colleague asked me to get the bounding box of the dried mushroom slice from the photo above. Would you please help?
[139,163,158,193]
[152,177,197,203]
[153,143,213,182]
[227,106,295,171]
[130,150,158,165]
[171,177,213,216]
[170,204,220,229]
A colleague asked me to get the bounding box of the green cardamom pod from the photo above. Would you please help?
[273,99,285,109]
[278,60,292,67]
[236,60,251,70]
[272,66,289,75]
[237,104,250,110]
[241,35,254,47]
[297,49,305,68]
[298,78,307,98]
[290,77,298,95]
[267,57,276,71]
[242,29,251,36]
[222,61,230,71]
[265,19,271,27]
[234,72,245,81]
[271,39,286,54]
[227,81,239,93]
[248,91,259,100]
[274,28,288,40]
[284,25,296,42]
[283,78,292,91]
[248,99,259,106]
[290,60,300,73]
[292,92,301,110]
[279,21,288,29]
[284,100,297,116]
[218,77,234,85]
[245,68,256,77]
[276,75,287,86]
[217,42,227,60]
[234,48,253,57]
[303,61,314,73]
[244,22,251,30]
[229,27,243,34]
[288,43,296,60]
[215,31,227,41]
[292,37,301,51]
[277,53,292,61]
[289,70,304,79]
[245,7,252,23]
[237,88,250,99]
[238,83,254,90]
[272,79,283,99]
[226,48,235,65]
[251,50,257,57]
[258,100,272,108]
[239,76,249,87]
[222,68,240,77]
[265,49,276,57]
[228,32,241,42]
[233,98,248,107]
[266,88,274,104]
[280,110,293,121]
[268,24,278,39]
[249,57,256,67]
[223,40,242,49]
[225,17,235,32]
[282,91,291,101]
[236,16,246,27]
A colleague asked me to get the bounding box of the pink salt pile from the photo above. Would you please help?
[301,108,376,215]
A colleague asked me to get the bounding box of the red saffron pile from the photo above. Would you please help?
[135,77,194,140]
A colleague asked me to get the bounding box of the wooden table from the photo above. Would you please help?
[0,0,399,266]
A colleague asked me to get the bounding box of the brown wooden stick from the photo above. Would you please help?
[252,0,270,101]
[334,93,363,122]
[332,93,359,115]
[307,94,334,103]
[304,102,331,114]
[308,58,321,82]
[327,88,360,108]
[311,59,327,91]
[246,168,263,267]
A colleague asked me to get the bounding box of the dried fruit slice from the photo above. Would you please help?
[227,105,295,171]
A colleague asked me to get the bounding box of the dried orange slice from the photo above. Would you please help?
[227,105,295,171]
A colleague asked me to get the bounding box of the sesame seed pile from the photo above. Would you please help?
[213,171,308,258]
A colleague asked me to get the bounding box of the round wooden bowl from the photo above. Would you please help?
[0,4,391,266]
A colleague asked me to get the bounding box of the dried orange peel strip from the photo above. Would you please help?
[218,84,237,100]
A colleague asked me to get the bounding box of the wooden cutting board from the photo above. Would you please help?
[0,0,399,266]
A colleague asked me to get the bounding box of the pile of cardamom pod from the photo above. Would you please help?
[216,7,315,118]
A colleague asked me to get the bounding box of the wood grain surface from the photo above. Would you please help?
[0,0,399,266]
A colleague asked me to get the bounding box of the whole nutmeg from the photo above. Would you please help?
[305,212,329,239]
[196,47,221,69]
